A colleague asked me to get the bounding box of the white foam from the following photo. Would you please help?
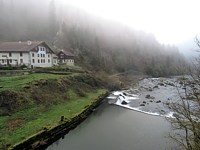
[107,96,117,99]
[165,112,175,118]
[113,91,123,95]
[111,90,175,118]
[114,98,174,118]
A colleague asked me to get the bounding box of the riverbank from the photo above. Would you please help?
[0,70,108,149]
[8,90,108,150]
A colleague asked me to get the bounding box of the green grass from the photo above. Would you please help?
[0,70,31,73]
[0,89,107,147]
[0,73,71,91]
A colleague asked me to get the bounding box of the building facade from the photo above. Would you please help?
[57,50,75,66]
[0,41,57,68]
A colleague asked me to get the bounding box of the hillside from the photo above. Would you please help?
[0,0,187,77]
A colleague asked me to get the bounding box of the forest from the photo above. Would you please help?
[0,0,187,76]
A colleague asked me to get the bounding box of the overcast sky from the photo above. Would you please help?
[58,0,200,45]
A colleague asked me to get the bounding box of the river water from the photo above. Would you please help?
[47,103,178,150]
[47,77,182,150]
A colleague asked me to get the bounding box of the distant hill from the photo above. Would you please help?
[177,38,200,60]
[0,0,187,76]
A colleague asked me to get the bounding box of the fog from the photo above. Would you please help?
[0,0,187,76]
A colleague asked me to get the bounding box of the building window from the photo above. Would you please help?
[48,59,50,63]
[43,59,45,63]
[38,54,39,57]
[10,59,12,63]
[60,54,64,58]
[32,53,34,57]
[43,54,45,57]
[38,59,40,63]
[20,59,23,63]
[32,59,35,63]
[20,52,23,57]
[48,54,50,58]
[2,60,4,63]
[41,54,43,57]
[9,52,12,57]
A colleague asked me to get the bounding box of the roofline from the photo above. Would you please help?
[0,41,55,53]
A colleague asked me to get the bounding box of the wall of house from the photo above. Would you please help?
[60,59,74,66]
[0,52,30,67]
[30,46,55,68]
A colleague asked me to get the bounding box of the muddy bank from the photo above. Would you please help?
[8,92,109,150]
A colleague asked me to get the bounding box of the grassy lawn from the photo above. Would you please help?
[0,70,31,73]
[0,73,73,91]
[0,89,107,147]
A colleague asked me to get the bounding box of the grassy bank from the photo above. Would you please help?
[0,73,69,91]
[0,71,107,149]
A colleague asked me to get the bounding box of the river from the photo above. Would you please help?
[46,77,182,150]
[46,103,178,150]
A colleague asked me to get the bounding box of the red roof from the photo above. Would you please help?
[0,41,45,52]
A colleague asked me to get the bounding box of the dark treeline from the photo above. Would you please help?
[0,0,187,76]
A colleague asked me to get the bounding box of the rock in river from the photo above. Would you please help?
[145,94,150,98]
[145,95,155,99]
[156,100,161,103]
[121,101,128,105]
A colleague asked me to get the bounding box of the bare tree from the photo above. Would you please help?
[168,38,200,150]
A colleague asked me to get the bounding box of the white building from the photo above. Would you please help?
[0,41,57,68]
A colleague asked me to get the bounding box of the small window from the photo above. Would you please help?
[48,59,50,63]
[9,52,12,57]
[38,54,39,57]
[43,54,45,57]
[20,59,23,63]
[10,59,12,63]
[48,54,50,58]
[41,54,43,57]
[60,54,64,58]
[20,52,23,57]
[2,60,4,63]
[43,59,45,63]
[32,53,34,57]
[38,59,40,63]
[32,59,35,63]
